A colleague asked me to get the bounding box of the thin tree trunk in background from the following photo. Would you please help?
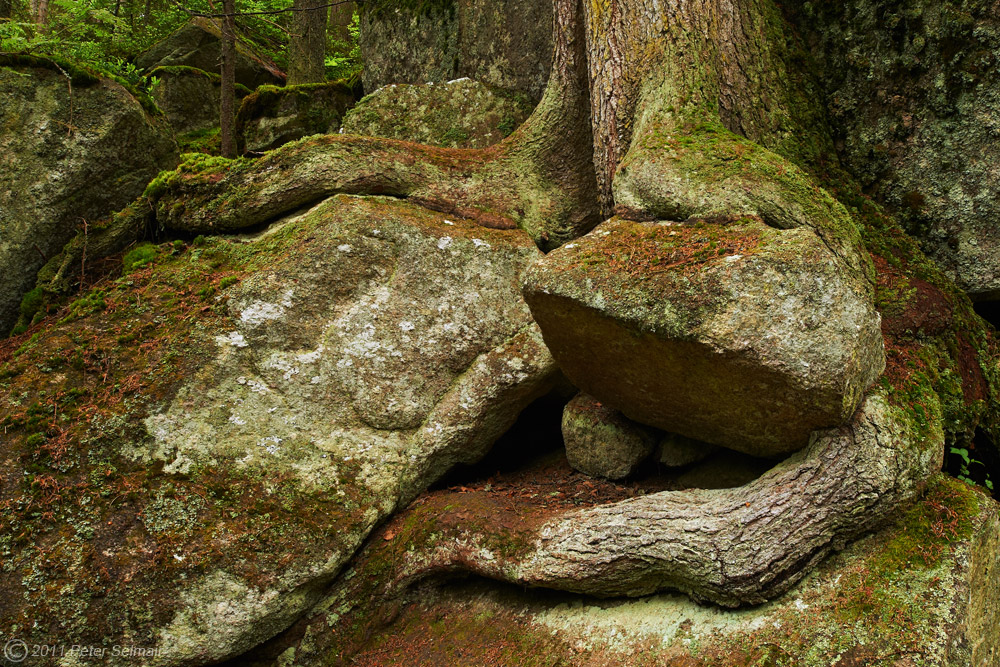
[287,0,329,84]
[328,0,355,56]
[30,0,47,25]
[220,0,237,158]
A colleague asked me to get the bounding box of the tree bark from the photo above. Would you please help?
[328,0,356,56]
[288,0,330,85]
[152,0,600,249]
[29,0,47,25]
[102,0,939,610]
[220,0,237,158]
[322,391,940,614]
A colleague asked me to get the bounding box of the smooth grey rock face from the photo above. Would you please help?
[136,196,557,663]
[0,66,178,334]
[0,195,558,666]
[151,69,221,135]
[523,217,886,457]
[342,78,534,149]
[562,392,656,479]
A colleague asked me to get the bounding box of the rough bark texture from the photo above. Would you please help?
[147,0,599,250]
[276,476,999,667]
[328,0,356,55]
[359,0,553,102]
[288,0,330,85]
[220,0,237,158]
[329,391,939,610]
[24,2,997,644]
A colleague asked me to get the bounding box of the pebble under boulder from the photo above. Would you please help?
[562,392,655,479]
[523,217,886,457]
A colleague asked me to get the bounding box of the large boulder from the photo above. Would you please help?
[797,0,1000,299]
[359,0,553,102]
[237,81,359,153]
[522,216,885,457]
[0,59,178,335]
[137,17,285,90]
[342,78,535,149]
[0,194,556,665]
[150,66,252,136]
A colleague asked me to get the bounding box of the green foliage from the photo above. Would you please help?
[325,10,362,80]
[949,446,994,491]
[122,243,158,273]
[0,0,295,77]
[18,288,46,323]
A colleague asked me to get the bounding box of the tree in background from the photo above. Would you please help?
[286,0,326,84]
[327,0,353,55]
[220,0,237,157]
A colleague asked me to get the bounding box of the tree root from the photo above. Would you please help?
[152,0,599,250]
[339,391,940,609]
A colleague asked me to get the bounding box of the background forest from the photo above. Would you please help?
[0,0,361,88]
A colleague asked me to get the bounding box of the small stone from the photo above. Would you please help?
[657,432,716,468]
[562,393,656,480]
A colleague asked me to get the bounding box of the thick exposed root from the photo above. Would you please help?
[339,391,939,609]
[153,0,598,250]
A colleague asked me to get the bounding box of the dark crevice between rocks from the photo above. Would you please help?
[431,390,569,489]
[217,393,787,667]
[972,299,1000,332]
[945,426,999,500]
[434,388,780,496]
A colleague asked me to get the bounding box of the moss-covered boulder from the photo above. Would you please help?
[150,65,252,136]
[522,216,885,457]
[237,81,359,153]
[0,194,556,665]
[137,17,285,90]
[342,78,535,149]
[0,62,178,336]
[562,392,655,480]
[359,0,553,103]
[797,0,1000,299]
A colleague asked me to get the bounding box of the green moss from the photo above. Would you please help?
[122,244,159,273]
[0,53,101,86]
[143,153,240,199]
[830,477,979,628]
[18,287,46,324]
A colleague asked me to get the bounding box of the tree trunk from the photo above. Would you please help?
[130,0,938,610]
[328,0,356,56]
[288,0,330,85]
[220,0,237,158]
[29,0,47,25]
